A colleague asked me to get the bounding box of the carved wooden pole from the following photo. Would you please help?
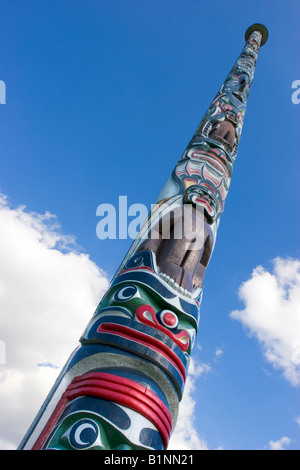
[19,24,268,450]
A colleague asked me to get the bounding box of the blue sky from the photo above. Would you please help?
[0,0,300,450]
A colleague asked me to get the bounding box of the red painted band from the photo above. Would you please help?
[66,378,172,431]
[32,397,69,450]
[120,266,154,273]
[71,372,172,428]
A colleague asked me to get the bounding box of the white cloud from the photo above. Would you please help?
[268,436,291,450]
[168,358,211,450]
[215,347,224,358]
[295,416,300,427]
[0,194,109,449]
[230,258,300,386]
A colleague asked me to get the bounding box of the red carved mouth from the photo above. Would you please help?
[97,322,186,382]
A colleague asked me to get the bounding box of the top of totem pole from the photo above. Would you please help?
[245,23,269,46]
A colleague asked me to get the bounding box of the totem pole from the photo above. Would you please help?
[19,24,268,450]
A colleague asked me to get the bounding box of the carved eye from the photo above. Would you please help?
[60,418,105,450]
[159,310,179,330]
[114,285,137,302]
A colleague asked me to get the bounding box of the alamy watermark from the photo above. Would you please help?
[96,196,206,250]
[291,80,300,104]
[0,80,6,104]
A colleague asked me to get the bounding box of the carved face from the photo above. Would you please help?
[81,249,200,404]
[184,185,218,224]
[93,281,197,354]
